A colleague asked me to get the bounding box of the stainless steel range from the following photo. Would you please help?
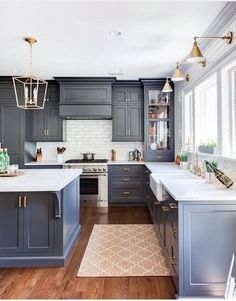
[63,159,108,207]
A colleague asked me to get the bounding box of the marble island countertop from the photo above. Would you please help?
[0,169,82,192]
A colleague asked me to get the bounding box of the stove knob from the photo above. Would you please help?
[94,168,97,172]
[83,168,87,172]
[88,168,92,172]
[98,168,102,172]
[103,168,106,172]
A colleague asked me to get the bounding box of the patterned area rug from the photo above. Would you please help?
[77,224,170,277]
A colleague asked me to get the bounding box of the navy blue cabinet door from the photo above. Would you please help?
[23,193,54,253]
[0,194,24,253]
[112,106,127,140]
[0,104,24,166]
[128,106,143,140]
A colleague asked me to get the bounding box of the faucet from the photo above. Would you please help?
[180,142,199,174]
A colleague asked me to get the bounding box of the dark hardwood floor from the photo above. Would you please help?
[0,206,176,299]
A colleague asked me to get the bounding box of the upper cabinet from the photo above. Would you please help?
[113,87,142,104]
[29,82,65,142]
[112,84,144,142]
[141,79,174,162]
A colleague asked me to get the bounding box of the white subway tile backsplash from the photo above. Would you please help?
[37,120,143,161]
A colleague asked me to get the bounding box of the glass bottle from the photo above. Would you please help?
[3,148,10,172]
[204,160,234,188]
[0,148,5,173]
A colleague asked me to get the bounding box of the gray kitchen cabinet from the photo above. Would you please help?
[112,84,143,142]
[30,82,64,142]
[0,193,24,253]
[113,86,142,104]
[108,164,145,205]
[23,193,54,253]
[141,79,174,162]
[0,103,25,167]
[112,105,143,141]
[31,103,63,142]
[0,193,54,255]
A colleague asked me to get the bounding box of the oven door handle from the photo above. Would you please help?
[81,173,107,177]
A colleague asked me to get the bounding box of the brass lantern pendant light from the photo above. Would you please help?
[12,37,48,110]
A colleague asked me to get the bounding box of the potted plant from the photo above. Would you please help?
[198,141,218,154]
[180,153,188,170]
[205,160,218,183]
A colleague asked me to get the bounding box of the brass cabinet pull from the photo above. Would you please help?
[169,203,178,209]
[162,206,170,212]
[23,196,27,208]
[123,191,130,195]
[171,257,177,266]
[123,168,130,171]
[46,129,49,136]
[18,196,22,208]
[155,201,161,205]
[44,129,47,136]
[146,195,150,199]
[157,156,164,159]
[125,129,128,135]
[128,129,130,135]
[123,178,130,181]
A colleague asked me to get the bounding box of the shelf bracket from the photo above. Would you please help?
[53,191,62,219]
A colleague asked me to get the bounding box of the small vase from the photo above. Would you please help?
[57,154,64,164]
[182,162,188,170]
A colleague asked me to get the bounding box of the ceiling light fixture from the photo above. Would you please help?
[12,37,48,110]
[171,62,189,82]
[187,31,233,63]
[162,78,173,93]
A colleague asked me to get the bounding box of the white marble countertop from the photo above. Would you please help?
[145,162,185,173]
[25,161,62,166]
[150,171,236,201]
[0,169,82,192]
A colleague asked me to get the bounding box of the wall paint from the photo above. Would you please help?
[37,120,143,162]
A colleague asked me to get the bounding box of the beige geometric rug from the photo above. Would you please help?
[77,224,170,277]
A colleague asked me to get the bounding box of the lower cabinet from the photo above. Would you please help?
[0,192,54,254]
[108,164,145,205]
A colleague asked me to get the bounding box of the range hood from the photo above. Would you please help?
[59,104,112,120]
[55,77,115,120]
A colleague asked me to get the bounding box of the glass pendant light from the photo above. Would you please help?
[12,37,48,110]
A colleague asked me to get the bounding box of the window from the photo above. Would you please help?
[194,74,217,146]
[230,69,236,154]
[183,92,193,145]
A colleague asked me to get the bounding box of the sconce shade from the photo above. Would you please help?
[171,63,185,81]
[162,79,173,92]
[187,41,204,63]
[12,75,48,109]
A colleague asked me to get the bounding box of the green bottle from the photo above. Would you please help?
[3,148,10,172]
[0,148,5,173]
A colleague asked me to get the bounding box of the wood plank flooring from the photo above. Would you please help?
[0,206,176,299]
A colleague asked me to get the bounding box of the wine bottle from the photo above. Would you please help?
[3,148,10,172]
[0,148,5,174]
[204,160,234,188]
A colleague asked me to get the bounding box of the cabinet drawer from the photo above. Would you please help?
[110,175,143,186]
[108,165,144,175]
[111,187,143,198]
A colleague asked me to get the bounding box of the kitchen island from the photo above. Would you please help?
[148,169,236,298]
[0,169,82,267]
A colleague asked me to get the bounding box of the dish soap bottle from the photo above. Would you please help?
[36,148,42,162]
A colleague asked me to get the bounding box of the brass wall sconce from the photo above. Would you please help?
[171,62,190,82]
[187,31,233,63]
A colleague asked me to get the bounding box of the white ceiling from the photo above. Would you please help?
[0,0,226,79]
